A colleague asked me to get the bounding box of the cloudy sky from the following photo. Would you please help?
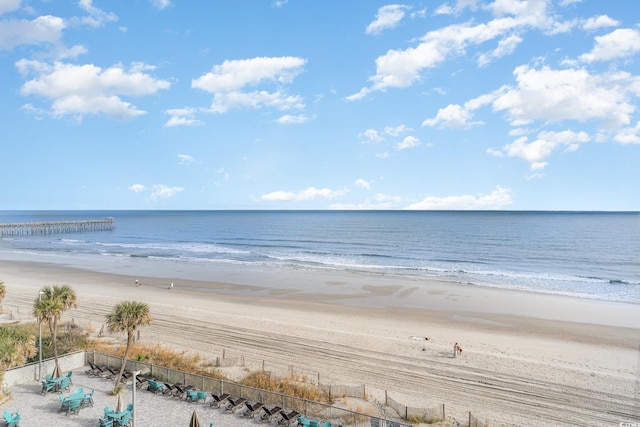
[1,0,639,210]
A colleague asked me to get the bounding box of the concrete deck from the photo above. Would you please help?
[2,368,285,427]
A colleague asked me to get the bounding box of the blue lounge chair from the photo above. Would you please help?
[66,398,83,415]
[98,417,114,427]
[83,389,95,407]
[65,370,74,385]
[3,410,20,427]
[147,379,164,394]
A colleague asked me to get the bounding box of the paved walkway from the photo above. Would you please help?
[2,368,283,427]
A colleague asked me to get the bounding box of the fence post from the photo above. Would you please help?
[443,403,445,420]
[468,411,471,427]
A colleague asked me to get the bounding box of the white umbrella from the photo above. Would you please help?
[115,394,124,413]
[189,409,201,427]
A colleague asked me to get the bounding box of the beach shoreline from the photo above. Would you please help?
[1,257,639,426]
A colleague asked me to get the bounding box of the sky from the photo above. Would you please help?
[1,0,639,211]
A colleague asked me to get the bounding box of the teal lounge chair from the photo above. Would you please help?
[82,389,95,407]
[3,409,20,427]
[98,417,114,427]
[66,398,82,415]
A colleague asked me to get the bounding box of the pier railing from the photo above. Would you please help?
[0,218,115,236]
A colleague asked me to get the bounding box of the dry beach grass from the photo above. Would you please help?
[0,258,638,426]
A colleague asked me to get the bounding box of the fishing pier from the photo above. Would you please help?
[0,218,116,236]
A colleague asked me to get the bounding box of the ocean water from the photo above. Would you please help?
[0,210,638,304]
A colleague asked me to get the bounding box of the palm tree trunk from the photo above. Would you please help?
[115,334,132,387]
[50,318,61,376]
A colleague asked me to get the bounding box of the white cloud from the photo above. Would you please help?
[165,108,202,127]
[17,60,171,120]
[478,34,522,67]
[396,135,420,150]
[355,179,371,189]
[579,28,640,63]
[582,15,619,31]
[361,129,384,143]
[614,121,640,144]
[559,0,581,5]
[492,65,638,128]
[128,184,145,192]
[177,154,195,165]
[0,15,65,50]
[150,184,183,200]
[495,129,590,169]
[366,4,409,35]
[192,56,306,113]
[261,186,348,201]
[348,0,570,99]
[77,0,118,28]
[277,114,308,124]
[423,104,475,128]
[331,193,403,210]
[406,186,512,210]
[376,152,390,159]
[0,0,21,15]
[150,0,172,10]
[383,124,411,136]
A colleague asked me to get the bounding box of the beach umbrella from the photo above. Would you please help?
[115,394,124,413]
[52,365,61,378]
[188,409,201,427]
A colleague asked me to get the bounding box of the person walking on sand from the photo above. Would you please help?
[453,343,458,358]
[169,281,174,289]
[135,279,139,286]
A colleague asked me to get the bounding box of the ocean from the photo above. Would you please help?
[0,210,638,304]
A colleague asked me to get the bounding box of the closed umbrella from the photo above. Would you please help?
[115,394,124,413]
[52,365,61,378]
[189,409,201,427]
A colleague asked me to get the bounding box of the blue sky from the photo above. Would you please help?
[1,0,639,210]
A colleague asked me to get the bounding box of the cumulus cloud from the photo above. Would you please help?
[17,60,171,120]
[150,184,184,200]
[277,114,308,124]
[406,186,512,210]
[361,129,384,143]
[77,0,118,28]
[192,56,306,113]
[261,186,348,201]
[150,0,172,10]
[423,104,477,128]
[128,184,145,192]
[615,121,640,144]
[355,179,371,189]
[0,15,65,50]
[0,0,20,15]
[177,154,195,165]
[331,193,404,210]
[348,0,563,99]
[396,135,420,150]
[582,15,619,30]
[165,108,202,127]
[578,28,640,62]
[490,129,590,169]
[366,4,409,35]
[477,34,523,67]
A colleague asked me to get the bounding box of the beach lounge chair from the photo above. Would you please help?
[147,379,164,394]
[3,410,20,427]
[242,401,264,417]
[185,389,207,403]
[41,380,56,395]
[66,397,83,415]
[170,383,186,399]
[209,393,230,408]
[277,410,299,425]
[370,418,381,427]
[135,375,149,389]
[82,389,95,407]
[222,396,247,413]
[98,417,114,427]
[162,382,177,395]
[259,405,282,422]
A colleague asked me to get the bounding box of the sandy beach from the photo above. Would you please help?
[0,257,638,426]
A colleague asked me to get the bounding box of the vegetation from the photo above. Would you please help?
[240,371,331,403]
[0,323,36,370]
[32,285,77,376]
[105,301,151,388]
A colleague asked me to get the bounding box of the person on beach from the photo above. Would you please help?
[169,281,174,289]
[453,343,458,358]
[135,279,140,286]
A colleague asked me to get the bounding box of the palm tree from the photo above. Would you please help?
[105,301,152,388]
[0,281,6,312]
[33,285,77,376]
